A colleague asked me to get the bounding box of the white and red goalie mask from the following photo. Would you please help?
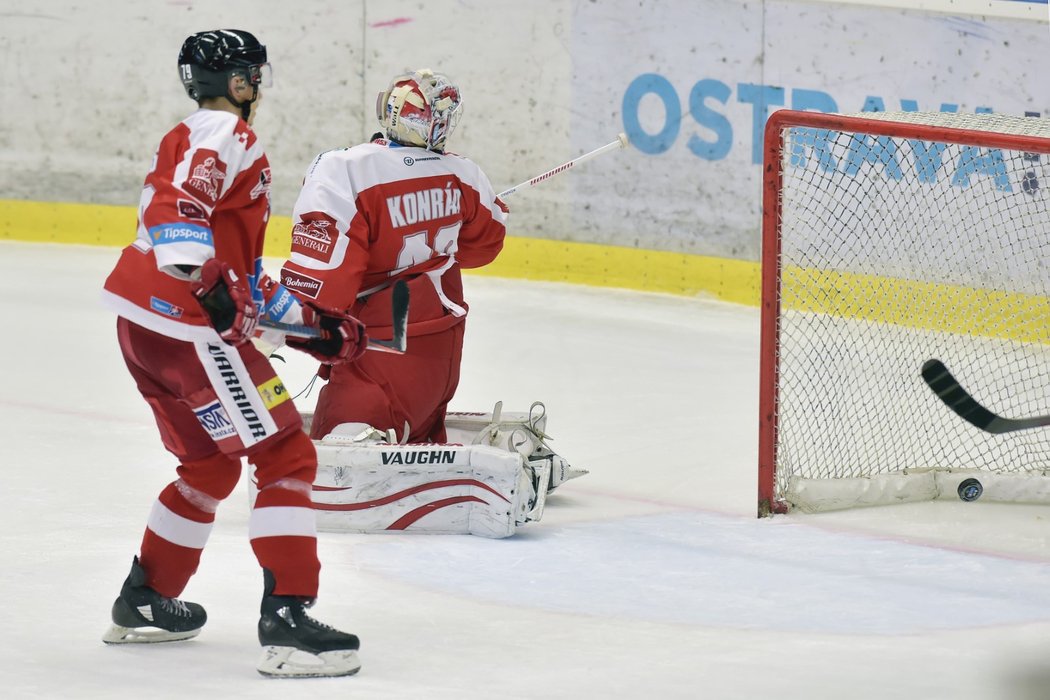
[376,69,462,152]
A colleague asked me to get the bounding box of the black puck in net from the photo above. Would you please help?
[957,477,983,502]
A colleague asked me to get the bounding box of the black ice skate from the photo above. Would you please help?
[257,569,361,678]
[101,556,207,644]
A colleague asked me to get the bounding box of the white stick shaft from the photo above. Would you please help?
[497,133,629,198]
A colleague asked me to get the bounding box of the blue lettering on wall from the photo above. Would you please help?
[788,128,838,172]
[620,72,1033,192]
[951,147,1011,190]
[909,141,949,184]
[688,79,733,160]
[842,134,905,181]
[622,73,681,155]
[737,83,785,165]
[791,89,838,114]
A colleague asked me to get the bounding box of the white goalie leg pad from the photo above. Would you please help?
[299,401,586,491]
[307,433,546,538]
[444,401,587,491]
[325,420,405,445]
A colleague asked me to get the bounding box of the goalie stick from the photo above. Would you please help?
[921,359,1050,433]
[260,279,410,354]
[498,133,629,199]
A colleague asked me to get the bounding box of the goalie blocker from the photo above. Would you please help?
[251,403,586,538]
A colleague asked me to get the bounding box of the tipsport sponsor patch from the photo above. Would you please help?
[264,285,297,321]
[148,222,213,247]
[194,400,237,441]
[149,297,184,318]
[256,376,290,410]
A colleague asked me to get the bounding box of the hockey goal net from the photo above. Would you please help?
[759,110,1050,516]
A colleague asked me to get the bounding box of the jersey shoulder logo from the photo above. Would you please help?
[250,167,272,201]
[185,149,227,206]
[291,211,337,263]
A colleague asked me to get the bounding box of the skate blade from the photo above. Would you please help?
[257,645,361,678]
[549,466,589,492]
[102,624,201,645]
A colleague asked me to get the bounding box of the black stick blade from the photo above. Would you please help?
[921,359,1050,434]
[920,359,998,430]
[367,279,409,354]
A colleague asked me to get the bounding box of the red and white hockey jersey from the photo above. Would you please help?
[279,139,507,337]
[102,109,299,341]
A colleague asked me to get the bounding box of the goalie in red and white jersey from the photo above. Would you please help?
[278,70,587,508]
[100,29,363,678]
[280,69,507,444]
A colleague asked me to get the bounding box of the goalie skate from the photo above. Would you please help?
[257,569,361,678]
[529,443,588,492]
[102,556,206,644]
[445,401,587,491]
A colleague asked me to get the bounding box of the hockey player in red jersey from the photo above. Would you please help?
[100,29,365,678]
[280,69,507,444]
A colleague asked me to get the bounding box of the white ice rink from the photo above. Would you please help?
[2,240,1049,699]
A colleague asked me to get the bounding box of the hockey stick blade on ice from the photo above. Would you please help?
[260,279,410,355]
[498,133,629,199]
[921,359,1050,433]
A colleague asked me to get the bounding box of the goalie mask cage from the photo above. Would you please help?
[758,110,1050,517]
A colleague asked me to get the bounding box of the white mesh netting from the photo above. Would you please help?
[770,111,1050,511]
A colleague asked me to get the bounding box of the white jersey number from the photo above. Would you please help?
[394,222,461,271]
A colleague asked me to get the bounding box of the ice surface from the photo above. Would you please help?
[1,241,1048,699]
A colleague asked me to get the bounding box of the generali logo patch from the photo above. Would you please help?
[291,211,337,263]
[280,269,323,299]
[185,149,227,206]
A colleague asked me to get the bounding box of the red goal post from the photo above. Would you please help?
[758,109,1050,517]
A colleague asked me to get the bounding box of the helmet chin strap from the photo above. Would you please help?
[226,84,258,122]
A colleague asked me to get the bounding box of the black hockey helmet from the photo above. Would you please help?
[178,29,271,113]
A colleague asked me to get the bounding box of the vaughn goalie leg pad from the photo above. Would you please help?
[444,402,587,492]
[299,434,547,538]
[298,401,586,490]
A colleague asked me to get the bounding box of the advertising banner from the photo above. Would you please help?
[570,0,1050,260]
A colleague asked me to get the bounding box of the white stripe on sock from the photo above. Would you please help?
[146,499,214,549]
[249,506,317,539]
